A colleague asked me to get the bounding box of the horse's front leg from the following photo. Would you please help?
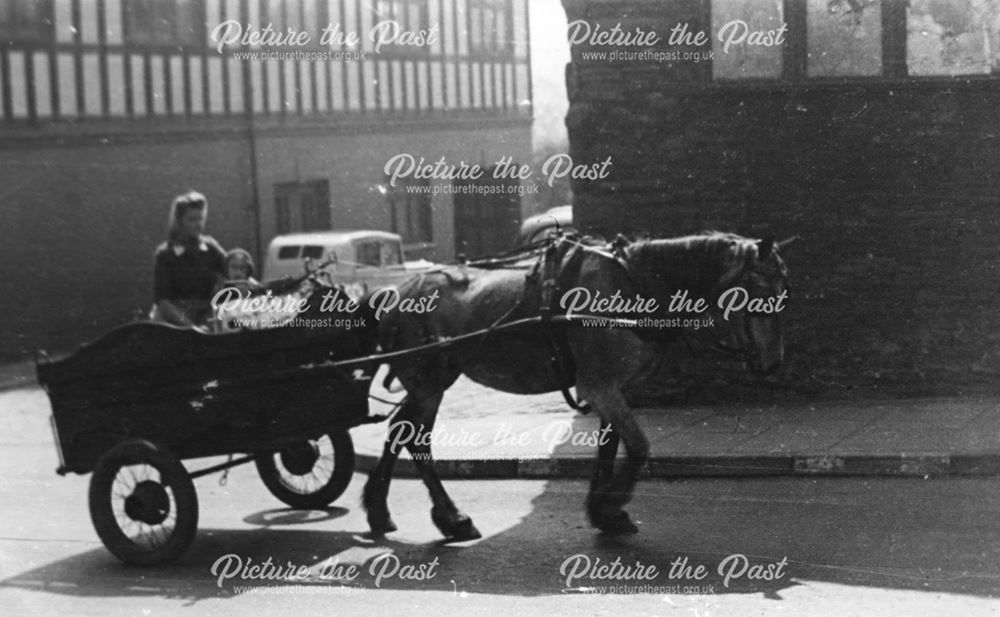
[582,391,649,535]
[404,390,482,542]
[590,419,619,493]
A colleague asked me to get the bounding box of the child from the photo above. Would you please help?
[208,248,263,332]
[218,248,261,295]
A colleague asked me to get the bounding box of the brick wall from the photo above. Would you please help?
[562,0,1000,397]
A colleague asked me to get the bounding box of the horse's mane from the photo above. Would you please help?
[624,231,755,295]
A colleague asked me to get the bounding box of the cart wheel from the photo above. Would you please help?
[88,440,198,566]
[255,431,355,509]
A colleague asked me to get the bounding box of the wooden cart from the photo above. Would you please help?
[37,318,379,565]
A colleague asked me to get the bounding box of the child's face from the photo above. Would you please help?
[227,261,250,280]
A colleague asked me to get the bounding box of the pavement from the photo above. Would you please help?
[355,371,1000,479]
[7,358,1000,480]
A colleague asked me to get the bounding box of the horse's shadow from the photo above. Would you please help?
[3,473,999,603]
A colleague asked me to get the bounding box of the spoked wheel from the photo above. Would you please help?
[255,431,355,509]
[88,440,198,566]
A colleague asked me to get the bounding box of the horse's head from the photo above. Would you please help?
[624,232,794,376]
[716,235,794,375]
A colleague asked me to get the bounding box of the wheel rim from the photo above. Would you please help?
[111,463,178,549]
[272,436,335,495]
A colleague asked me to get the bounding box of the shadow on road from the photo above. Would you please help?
[2,473,999,602]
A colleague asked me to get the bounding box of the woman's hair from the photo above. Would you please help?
[167,190,208,244]
[225,248,255,278]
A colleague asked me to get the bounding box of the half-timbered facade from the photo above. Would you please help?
[1,0,532,356]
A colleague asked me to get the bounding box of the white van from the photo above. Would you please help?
[261,230,434,298]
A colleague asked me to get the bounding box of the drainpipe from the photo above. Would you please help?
[243,56,263,267]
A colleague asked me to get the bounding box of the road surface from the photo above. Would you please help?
[1,387,999,616]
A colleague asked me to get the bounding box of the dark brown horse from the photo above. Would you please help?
[363,232,791,540]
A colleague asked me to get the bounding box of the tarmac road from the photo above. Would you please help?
[2,387,1000,616]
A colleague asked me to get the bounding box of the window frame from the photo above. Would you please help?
[468,0,510,56]
[709,0,999,87]
[373,0,431,55]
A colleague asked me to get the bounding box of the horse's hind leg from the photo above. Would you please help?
[362,398,421,536]
[403,389,482,542]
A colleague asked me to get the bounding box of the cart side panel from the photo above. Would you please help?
[39,322,376,473]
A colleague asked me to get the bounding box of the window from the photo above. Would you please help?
[469,0,508,54]
[356,242,382,267]
[807,0,882,77]
[375,0,428,51]
[274,180,331,235]
[124,0,204,47]
[262,0,302,33]
[710,0,1000,82]
[301,245,324,259]
[0,0,53,41]
[386,179,433,245]
[908,0,1000,76]
[356,240,403,267]
[712,0,784,80]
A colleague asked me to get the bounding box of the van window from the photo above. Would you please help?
[380,242,403,266]
[278,246,301,260]
[356,241,381,267]
[355,240,403,267]
[302,245,324,259]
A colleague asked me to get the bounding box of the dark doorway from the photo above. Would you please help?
[274,180,331,234]
[452,167,521,259]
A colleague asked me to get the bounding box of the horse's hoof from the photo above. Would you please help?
[589,507,639,535]
[432,508,482,542]
[366,513,398,538]
[441,518,483,544]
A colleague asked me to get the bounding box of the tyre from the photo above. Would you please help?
[255,431,355,509]
[88,440,198,566]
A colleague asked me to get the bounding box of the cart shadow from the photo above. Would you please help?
[4,465,1000,603]
[4,473,1000,602]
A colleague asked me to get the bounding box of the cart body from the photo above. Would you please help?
[38,320,375,474]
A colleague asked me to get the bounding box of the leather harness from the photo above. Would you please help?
[529,233,632,412]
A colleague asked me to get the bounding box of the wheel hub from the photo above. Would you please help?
[280,441,320,475]
[124,480,170,525]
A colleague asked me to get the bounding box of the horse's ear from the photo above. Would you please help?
[777,235,800,251]
[757,236,775,260]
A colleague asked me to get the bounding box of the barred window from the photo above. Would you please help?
[469,0,508,54]
[375,0,429,51]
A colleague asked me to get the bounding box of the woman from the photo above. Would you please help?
[151,191,226,327]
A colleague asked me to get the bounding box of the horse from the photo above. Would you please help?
[362,231,792,540]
